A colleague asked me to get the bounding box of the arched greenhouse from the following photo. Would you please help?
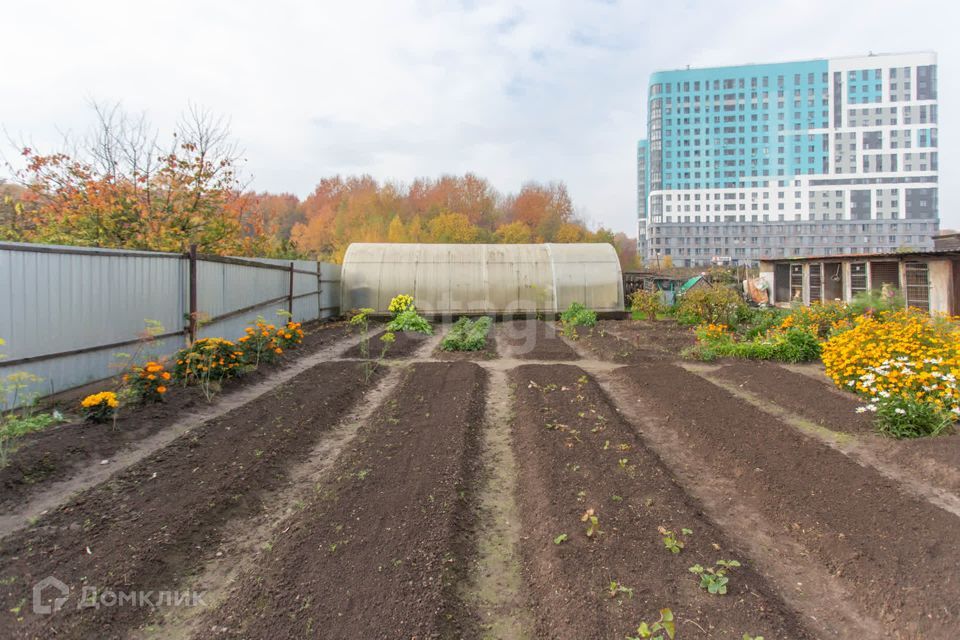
[340,243,625,315]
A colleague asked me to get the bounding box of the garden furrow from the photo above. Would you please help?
[499,320,579,360]
[192,361,486,639]
[0,360,380,640]
[0,324,364,537]
[125,362,408,640]
[706,360,960,498]
[510,364,813,640]
[612,362,960,639]
[686,362,960,518]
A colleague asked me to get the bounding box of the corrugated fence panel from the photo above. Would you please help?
[0,243,341,408]
[0,244,185,408]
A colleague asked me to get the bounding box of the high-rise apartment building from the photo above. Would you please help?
[636,52,939,266]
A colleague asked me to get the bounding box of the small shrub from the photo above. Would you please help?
[238,318,285,365]
[675,286,747,327]
[865,394,956,439]
[81,391,119,423]
[441,316,492,351]
[173,338,245,387]
[386,308,432,334]
[772,327,821,363]
[350,309,394,383]
[560,302,597,338]
[127,361,171,403]
[848,286,904,316]
[630,290,666,321]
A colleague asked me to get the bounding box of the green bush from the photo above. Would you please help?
[772,327,821,363]
[674,287,747,327]
[441,317,492,351]
[848,288,904,316]
[689,325,820,364]
[386,308,433,334]
[560,302,597,338]
[629,290,666,321]
[870,395,955,439]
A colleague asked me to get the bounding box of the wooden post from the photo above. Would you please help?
[188,244,198,343]
[288,261,295,316]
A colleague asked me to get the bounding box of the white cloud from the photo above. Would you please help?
[2,0,958,233]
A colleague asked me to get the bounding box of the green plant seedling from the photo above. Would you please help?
[743,635,764,640]
[581,508,601,538]
[627,608,675,640]
[658,526,693,554]
[608,580,634,599]
[689,559,741,594]
[618,458,629,469]
[554,533,568,545]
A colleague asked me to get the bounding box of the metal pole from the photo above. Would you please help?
[316,261,322,320]
[188,244,198,343]
[288,261,295,316]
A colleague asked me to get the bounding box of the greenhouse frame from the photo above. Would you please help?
[340,243,625,315]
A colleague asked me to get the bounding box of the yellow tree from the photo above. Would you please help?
[494,221,533,243]
[387,214,408,242]
[427,212,480,243]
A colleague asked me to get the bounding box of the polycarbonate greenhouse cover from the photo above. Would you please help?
[341,243,624,314]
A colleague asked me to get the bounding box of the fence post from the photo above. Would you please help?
[288,261,295,316]
[316,261,322,320]
[188,244,198,343]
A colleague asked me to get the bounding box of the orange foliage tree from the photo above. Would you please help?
[4,104,293,256]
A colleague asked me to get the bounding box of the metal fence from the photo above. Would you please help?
[0,242,341,408]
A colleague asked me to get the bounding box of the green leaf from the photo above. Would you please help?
[553,533,568,545]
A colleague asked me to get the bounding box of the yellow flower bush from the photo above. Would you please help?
[778,301,855,339]
[126,361,170,403]
[81,391,119,423]
[172,337,244,384]
[822,310,960,437]
[388,294,414,315]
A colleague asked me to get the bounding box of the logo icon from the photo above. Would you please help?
[33,576,69,615]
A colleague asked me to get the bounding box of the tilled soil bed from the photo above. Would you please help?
[0,360,377,640]
[599,319,696,355]
[509,364,812,639]
[618,362,960,638]
[0,321,356,513]
[199,361,486,639]
[712,360,960,495]
[574,325,678,364]
[498,319,579,360]
[339,329,431,358]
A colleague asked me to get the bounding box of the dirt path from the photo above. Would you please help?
[0,327,365,540]
[459,366,534,639]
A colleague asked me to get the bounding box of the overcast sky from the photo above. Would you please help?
[3,0,958,234]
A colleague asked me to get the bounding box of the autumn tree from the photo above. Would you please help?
[427,212,480,243]
[4,103,270,254]
[494,220,533,244]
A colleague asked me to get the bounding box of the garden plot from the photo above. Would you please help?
[510,364,812,639]
[498,319,579,360]
[0,360,381,640]
[613,361,960,638]
[195,362,486,639]
[0,315,958,640]
[705,361,960,497]
[0,321,357,515]
[339,328,432,358]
